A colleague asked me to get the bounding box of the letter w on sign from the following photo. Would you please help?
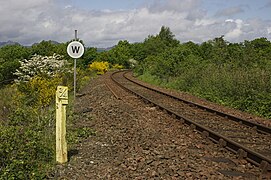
[71,46,80,53]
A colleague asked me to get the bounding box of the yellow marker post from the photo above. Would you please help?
[56,86,68,163]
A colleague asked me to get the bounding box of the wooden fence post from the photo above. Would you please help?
[56,86,68,163]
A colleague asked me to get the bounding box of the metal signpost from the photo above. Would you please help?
[67,30,85,102]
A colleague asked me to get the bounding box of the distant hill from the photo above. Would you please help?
[97,48,106,52]
[50,40,60,45]
[31,40,60,46]
[0,41,20,47]
[0,40,61,48]
[0,40,113,51]
[97,46,115,52]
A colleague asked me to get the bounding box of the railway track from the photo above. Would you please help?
[111,70,271,173]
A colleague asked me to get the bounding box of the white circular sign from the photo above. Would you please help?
[67,41,84,58]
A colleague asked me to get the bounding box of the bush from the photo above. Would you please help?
[0,124,54,179]
[0,60,20,85]
[0,85,17,122]
[89,61,109,74]
[112,64,124,70]
[14,54,69,83]
[16,76,62,108]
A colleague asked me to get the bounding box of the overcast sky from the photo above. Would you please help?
[0,0,271,47]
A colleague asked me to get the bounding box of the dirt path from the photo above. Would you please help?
[52,73,267,179]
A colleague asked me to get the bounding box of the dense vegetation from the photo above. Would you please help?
[0,41,98,178]
[132,27,271,118]
[1,26,271,178]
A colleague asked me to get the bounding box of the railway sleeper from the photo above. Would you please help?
[237,149,248,159]
[190,124,196,130]
[179,118,185,124]
[171,114,176,119]
[202,131,209,138]
[260,160,271,172]
[219,138,227,148]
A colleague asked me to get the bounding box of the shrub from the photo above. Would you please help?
[89,61,109,74]
[16,76,62,108]
[14,54,69,83]
[0,60,20,85]
[112,63,124,70]
[0,125,54,179]
[0,85,17,122]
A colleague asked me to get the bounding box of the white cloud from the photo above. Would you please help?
[64,5,72,9]
[195,19,216,26]
[225,19,234,23]
[0,0,270,47]
[224,19,243,40]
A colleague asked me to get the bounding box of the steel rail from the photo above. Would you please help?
[123,71,271,135]
[104,82,121,100]
[111,70,271,172]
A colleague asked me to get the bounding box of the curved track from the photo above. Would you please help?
[111,70,271,172]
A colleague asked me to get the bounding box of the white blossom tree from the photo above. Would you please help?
[14,54,69,82]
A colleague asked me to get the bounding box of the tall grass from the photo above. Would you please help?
[0,85,17,123]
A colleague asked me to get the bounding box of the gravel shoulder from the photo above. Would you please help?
[52,73,269,179]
